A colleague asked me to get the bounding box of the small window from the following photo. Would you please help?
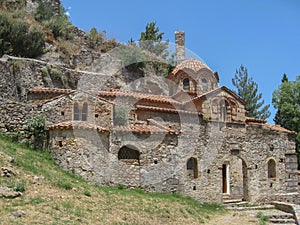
[74,103,80,121]
[82,102,88,121]
[183,78,190,91]
[268,159,276,179]
[202,78,208,92]
[187,157,198,179]
[118,146,140,161]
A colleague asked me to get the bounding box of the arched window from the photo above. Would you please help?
[202,78,208,92]
[183,78,190,91]
[73,103,80,121]
[187,157,198,179]
[268,159,276,179]
[82,102,88,121]
[220,102,226,122]
[73,102,88,121]
[118,146,140,161]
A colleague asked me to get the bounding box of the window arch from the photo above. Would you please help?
[202,78,208,92]
[73,102,88,121]
[183,78,190,91]
[187,157,198,179]
[73,103,80,121]
[118,146,140,161]
[267,159,276,179]
[220,101,227,122]
[82,102,88,121]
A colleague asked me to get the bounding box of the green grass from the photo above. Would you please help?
[256,211,270,225]
[0,134,226,224]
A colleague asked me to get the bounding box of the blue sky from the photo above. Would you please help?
[61,0,300,123]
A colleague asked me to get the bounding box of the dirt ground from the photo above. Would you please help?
[206,211,259,225]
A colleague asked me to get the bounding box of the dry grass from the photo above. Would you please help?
[0,134,226,225]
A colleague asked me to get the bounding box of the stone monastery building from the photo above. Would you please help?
[26,32,299,204]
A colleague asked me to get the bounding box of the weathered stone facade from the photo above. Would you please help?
[31,55,298,204]
[0,32,298,204]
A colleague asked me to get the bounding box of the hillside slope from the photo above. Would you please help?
[0,134,229,225]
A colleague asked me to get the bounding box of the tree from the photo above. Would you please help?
[232,65,271,120]
[87,27,101,48]
[281,73,288,83]
[139,22,169,59]
[273,75,300,168]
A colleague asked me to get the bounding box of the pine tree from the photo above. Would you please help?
[274,74,289,125]
[232,65,271,120]
[281,73,288,83]
[139,22,169,58]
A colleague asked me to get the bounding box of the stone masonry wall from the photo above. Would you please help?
[0,97,42,143]
[47,115,297,204]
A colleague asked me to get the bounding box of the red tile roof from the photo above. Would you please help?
[184,86,246,105]
[39,92,75,106]
[28,88,74,94]
[247,122,295,134]
[113,124,178,134]
[47,121,108,133]
[262,124,296,134]
[245,117,267,124]
[171,58,212,75]
[147,119,179,134]
[136,105,202,115]
[99,89,181,106]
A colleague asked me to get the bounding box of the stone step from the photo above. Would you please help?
[223,198,244,204]
[268,218,296,224]
[226,204,275,211]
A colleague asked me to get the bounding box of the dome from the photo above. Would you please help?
[171,58,212,75]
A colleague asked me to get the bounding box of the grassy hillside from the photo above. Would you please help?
[0,134,226,225]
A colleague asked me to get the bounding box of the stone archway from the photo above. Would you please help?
[222,155,248,201]
[117,146,141,187]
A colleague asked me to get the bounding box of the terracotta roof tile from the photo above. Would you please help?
[245,117,267,124]
[99,89,181,106]
[39,92,75,106]
[183,86,246,105]
[247,122,295,134]
[29,88,74,94]
[147,119,179,134]
[262,124,295,134]
[136,105,202,115]
[47,121,108,133]
[172,58,212,75]
[113,124,177,134]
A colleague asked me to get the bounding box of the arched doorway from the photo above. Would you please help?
[117,146,141,187]
[222,156,248,201]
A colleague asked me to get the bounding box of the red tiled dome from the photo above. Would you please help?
[172,58,212,75]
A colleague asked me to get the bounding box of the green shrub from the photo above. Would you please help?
[57,180,72,190]
[0,12,45,58]
[87,27,102,48]
[114,106,129,126]
[14,182,26,192]
[44,12,73,40]
[34,0,54,22]
[256,211,269,225]
[83,189,91,197]
[117,44,146,71]
[27,115,46,149]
